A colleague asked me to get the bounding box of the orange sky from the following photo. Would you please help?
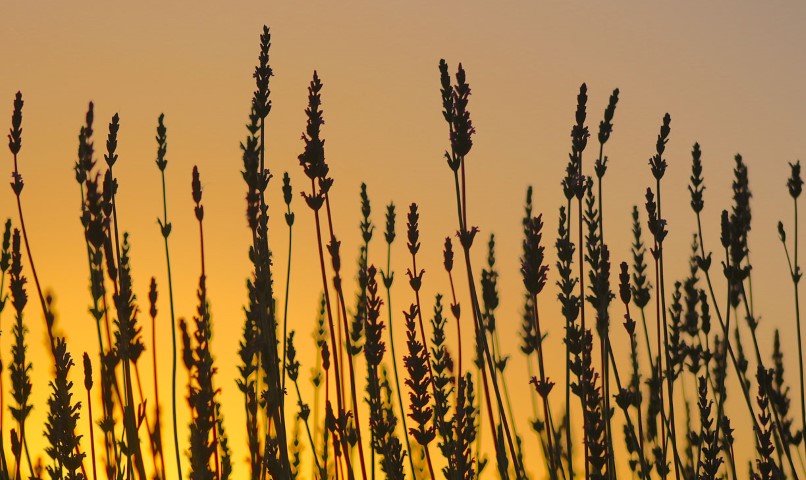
[2,1,806,478]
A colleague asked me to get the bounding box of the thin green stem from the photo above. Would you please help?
[293,378,322,473]
[281,209,294,395]
[794,199,806,470]
[158,169,182,480]
[382,242,417,478]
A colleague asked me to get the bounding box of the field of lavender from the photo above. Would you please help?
[1,24,804,480]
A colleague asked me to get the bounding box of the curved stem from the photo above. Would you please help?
[158,169,182,480]
[281,209,293,394]
[382,243,417,478]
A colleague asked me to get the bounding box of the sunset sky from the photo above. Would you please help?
[2,1,806,478]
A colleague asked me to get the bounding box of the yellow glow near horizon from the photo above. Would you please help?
[2,1,806,478]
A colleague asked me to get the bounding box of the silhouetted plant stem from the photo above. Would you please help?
[653,188,685,480]
[8,93,51,351]
[112,233,148,480]
[576,193,589,480]
[595,88,619,479]
[8,228,34,480]
[693,207,759,442]
[0,219,10,479]
[148,279,167,479]
[323,195,369,480]
[443,237,462,384]
[83,353,98,480]
[308,177,354,480]
[153,113,181,480]
[736,282,800,478]
[562,202,573,480]
[380,203,417,479]
[132,362,160,477]
[530,297,557,477]
[522,213,557,478]
[286,331,323,475]
[794,182,806,468]
[296,72,366,476]
[438,58,523,478]
[779,161,806,468]
[281,172,294,395]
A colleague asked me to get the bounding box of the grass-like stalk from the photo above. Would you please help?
[380,202,418,479]
[148,278,167,478]
[688,145,762,460]
[7,93,51,350]
[554,199,578,478]
[630,206,654,364]
[483,234,526,475]
[355,184,373,479]
[100,115,148,479]
[594,88,619,478]
[778,159,806,468]
[363,266,405,480]
[285,331,324,476]
[73,102,122,480]
[522,214,558,477]
[83,353,98,480]
[182,165,228,480]
[0,219,12,477]
[647,113,684,480]
[112,233,148,480]
[322,191,369,479]
[437,58,522,478]
[8,228,34,480]
[153,113,181,480]
[251,30,291,476]
[44,336,86,480]
[788,163,806,467]
[563,81,593,480]
[753,367,782,479]
[402,303,436,480]
[281,172,295,395]
[729,156,800,478]
[776,161,806,468]
[617,262,651,478]
[298,70,355,480]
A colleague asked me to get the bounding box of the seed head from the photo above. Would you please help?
[282,172,293,206]
[8,92,23,155]
[149,277,158,319]
[521,215,549,296]
[83,352,93,391]
[649,113,671,180]
[385,202,396,244]
[155,114,168,171]
[105,113,120,168]
[618,262,631,305]
[598,88,619,146]
[443,236,454,273]
[406,203,420,255]
[788,160,803,199]
[689,142,705,213]
[298,71,328,182]
[192,165,204,221]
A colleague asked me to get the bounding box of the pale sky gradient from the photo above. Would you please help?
[2,1,806,478]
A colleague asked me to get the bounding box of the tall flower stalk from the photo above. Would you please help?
[778,160,806,467]
[380,203,417,478]
[182,166,230,480]
[281,172,295,394]
[522,215,558,477]
[437,58,522,478]
[8,229,33,480]
[153,113,181,480]
[7,93,51,346]
[298,70,356,480]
